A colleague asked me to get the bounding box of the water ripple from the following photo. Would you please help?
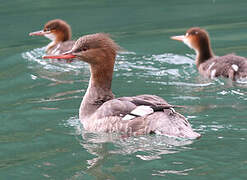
[65,116,195,164]
[22,47,87,73]
[116,53,197,79]
[152,168,194,176]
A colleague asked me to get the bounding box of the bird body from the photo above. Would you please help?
[171,27,247,80]
[43,33,200,139]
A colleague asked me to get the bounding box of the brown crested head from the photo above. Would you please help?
[43,33,120,64]
[44,19,72,41]
[69,33,120,64]
[184,27,211,51]
[43,33,121,88]
[171,27,214,65]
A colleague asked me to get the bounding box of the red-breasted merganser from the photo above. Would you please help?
[171,27,247,81]
[29,19,75,55]
[43,33,200,139]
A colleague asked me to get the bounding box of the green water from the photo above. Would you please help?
[1,0,247,179]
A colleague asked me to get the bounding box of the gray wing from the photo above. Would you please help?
[93,94,172,120]
[88,95,200,139]
[58,40,76,54]
[48,40,76,55]
[202,54,247,79]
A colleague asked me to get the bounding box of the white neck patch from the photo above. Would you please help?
[44,33,56,41]
[183,38,193,49]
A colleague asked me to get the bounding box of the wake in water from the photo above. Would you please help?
[65,116,194,164]
[22,47,87,73]
[22,47,247,114]
[22,46,223,88]
[116,52,196,78]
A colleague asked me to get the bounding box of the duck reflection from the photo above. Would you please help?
[68,117,195,179]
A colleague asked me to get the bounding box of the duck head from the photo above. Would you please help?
[171,27,214,65]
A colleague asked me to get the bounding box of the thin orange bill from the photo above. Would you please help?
[43,54,76,59]
[170,35,185,42]
[29,30,48,36]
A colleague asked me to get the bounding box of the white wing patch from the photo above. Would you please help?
[131,105,154,116]
[232,64,239,72]
[122,114,136,121]
[210,69,216,79]
[122,105,154,121]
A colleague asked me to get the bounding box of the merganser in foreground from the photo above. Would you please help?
[43,33,200,139]
[171,27,247,81]
[29,19,75,55]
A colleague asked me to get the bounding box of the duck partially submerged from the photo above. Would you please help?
[171,27,247,81]
[44,33,200,139]
[29,19,75,55]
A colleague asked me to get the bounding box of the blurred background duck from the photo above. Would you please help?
[29,19,75,55]
[171,27,247,81]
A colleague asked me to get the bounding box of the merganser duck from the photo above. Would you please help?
[171,27,247,81]
[29,19,75,55]
[43,33,200,139]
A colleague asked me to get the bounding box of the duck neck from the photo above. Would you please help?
[57,30,71,42]
[45,31,70,53]
[46,41,58,54]
[195,44,214,67]
[45,34,59,54]
[79,63,115,119]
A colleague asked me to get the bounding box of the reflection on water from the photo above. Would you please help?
[65,117,195,178]
[34,89,83,103]
[67,117,194,157]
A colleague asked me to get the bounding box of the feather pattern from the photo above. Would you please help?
[81,94,200,139]
[47,40,75,55]
[199,54,247,80]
